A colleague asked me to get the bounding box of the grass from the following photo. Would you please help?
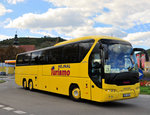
[140,86,150,95]
[140,71,150,95]
[0,80,6,83]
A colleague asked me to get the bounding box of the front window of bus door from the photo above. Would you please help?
[90,53,102,87]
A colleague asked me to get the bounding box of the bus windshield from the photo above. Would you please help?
[103,42,138,74]
[101,39,139,86]
[89,39,139,87]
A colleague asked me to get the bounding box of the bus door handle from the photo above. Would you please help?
[92,85,94,88]
[35,76,37,80]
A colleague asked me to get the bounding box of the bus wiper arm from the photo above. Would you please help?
[128,66,134,71]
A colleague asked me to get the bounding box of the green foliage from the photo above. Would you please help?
[0,80,6,83]
[147,49,150,56]
[0,37,66,62]
[140,72,150,95]
[140,86,150,95]
[0,37,66,49]
[0,46,25,62]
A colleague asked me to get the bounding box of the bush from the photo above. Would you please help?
[140,86,150,95]
[140,72,150,87]
[0,80,5,83]
[143,72,150,78]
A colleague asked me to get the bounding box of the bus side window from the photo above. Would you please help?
[79,41,94,62]
[23,53,31,66]
[51,48,62,64]
[16,55,23,66]
[38,51,47,64]
[89,42,102,88]
[31,52,40,65]
[91,53,102,87]
[62,43,79,63]
[91,53,101,76]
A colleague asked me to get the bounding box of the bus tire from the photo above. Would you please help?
[70,86,81,101]
[28,80,34,91]
[23,79,27,89]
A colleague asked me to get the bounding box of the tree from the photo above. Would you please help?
[0,48,5,62]
[0,46,25,62]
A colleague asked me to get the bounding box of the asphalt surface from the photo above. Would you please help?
[0,75,150,115]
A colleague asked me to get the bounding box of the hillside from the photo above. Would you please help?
[0,37,66,49]
[147,49,150,56]
[0,37,149,54]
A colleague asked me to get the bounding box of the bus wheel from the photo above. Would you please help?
[70,87,81,101]
[28,80,33,91]
[23,79,27,89]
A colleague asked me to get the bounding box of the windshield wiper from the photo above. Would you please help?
[128,66,134,71]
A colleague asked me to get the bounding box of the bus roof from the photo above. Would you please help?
[55,35,126,46]
[17,35,128,55]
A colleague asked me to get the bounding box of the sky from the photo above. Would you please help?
[0,0,150,49]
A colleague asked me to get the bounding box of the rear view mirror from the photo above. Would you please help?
[131,48,149,61]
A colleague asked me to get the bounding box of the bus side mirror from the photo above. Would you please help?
[131,48,149,61]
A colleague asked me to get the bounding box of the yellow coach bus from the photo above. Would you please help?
[15,36,149,102]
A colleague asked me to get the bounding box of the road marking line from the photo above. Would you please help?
[0,105,4,108]
[14,110,27,114]
[3,107,14,111]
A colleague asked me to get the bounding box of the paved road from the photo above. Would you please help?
[0,76,150,115]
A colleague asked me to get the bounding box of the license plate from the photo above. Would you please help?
[123,93,130,97]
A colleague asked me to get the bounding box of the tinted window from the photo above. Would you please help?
[38,48,62,64]
[62,44,79,63]
[89,50,102,88]
[16,53,31,66]
[51,48,62,64]
[16,55,24,66]
[16,39,94,66]
[79,40,94,61]
[23,53,31,65]
[31,52,40,65]
[38,50,48,64]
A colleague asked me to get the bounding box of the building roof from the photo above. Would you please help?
[19,45,35,52]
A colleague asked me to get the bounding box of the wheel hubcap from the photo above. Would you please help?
[72,88,80,99]
[74,90,78,96]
